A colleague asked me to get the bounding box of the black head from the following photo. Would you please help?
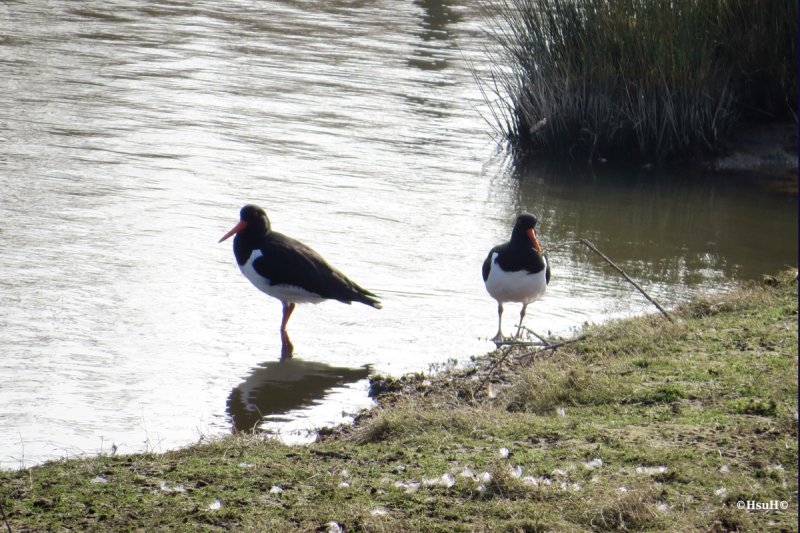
[219,204,271,243]
[514,213,538,231]
[239,204,271,233]
[510,212,543,252]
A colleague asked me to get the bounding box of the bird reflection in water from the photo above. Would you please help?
[227,358,371,433]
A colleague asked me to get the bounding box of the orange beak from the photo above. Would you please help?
[219,220,247,243]
[527,228,542,253]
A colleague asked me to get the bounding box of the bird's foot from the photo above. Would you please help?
[280,330,294,360]
[491,332,506,345]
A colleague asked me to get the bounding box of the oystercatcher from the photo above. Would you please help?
[219,204,381,358]
[482,213,550,341]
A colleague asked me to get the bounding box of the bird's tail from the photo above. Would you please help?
[358,290,382,309]
[337,273,382,309]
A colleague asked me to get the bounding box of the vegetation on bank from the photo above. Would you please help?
[482,0,798,165]
[1,271,797,531]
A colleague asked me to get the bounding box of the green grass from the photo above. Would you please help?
[1,271,797,531]
[482,0,798,164]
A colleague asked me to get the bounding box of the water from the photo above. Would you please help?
[0,0,796,469]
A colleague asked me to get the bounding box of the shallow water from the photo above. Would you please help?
[1,0,796,468]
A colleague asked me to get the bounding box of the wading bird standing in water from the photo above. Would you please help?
[482,213,550,341]
[219,204,381,359]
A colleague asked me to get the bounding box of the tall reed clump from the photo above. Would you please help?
[482,0,798,164]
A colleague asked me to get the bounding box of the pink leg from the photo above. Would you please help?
[280,302,296,332]
[280,302,295,359]
[492,302,504,342]
[515,304,528,338]
[280,330,294,359]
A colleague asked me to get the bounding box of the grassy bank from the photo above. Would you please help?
[1,272,797,531]
[483,0,798,165]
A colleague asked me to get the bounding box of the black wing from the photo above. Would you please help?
[544,252,551,284]
[482,245,502,282]
[253,232,381,308]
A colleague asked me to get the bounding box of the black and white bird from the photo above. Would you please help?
[219,204,381,358]
[482,213,550,341]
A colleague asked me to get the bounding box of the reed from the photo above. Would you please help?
[483,0,798,164]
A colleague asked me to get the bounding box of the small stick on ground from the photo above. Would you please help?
[494,340,548,347]
[519,326,551,344]
[515,336,585,363]
[0,496,11,533]
[478,335,584,392]
[477,329,567,393]
[475,345,514,394]
[579,239,673,322]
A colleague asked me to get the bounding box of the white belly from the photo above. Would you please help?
[240,250,326,304]
[485,253,547,304]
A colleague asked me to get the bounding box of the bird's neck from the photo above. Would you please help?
[233,231,267,265]
[509,230,533,249]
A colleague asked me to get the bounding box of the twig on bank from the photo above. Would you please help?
[515,336,585,363]
[520,327,550,344]
[0,495,11,533]
[476,332,586,394]
[493,340,548,347]
[496,327,557,347]
[578,239,674,322]
[475,345,515,394]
